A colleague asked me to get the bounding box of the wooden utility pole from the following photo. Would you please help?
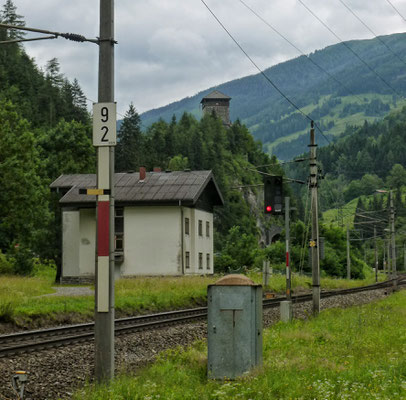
[95,0,115,382]
[309,121,320,314]
[346,224,351,280]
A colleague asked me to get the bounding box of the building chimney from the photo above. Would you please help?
[153,167,161,172]
[139,166,146,181]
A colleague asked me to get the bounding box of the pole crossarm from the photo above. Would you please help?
[0,22,99,44]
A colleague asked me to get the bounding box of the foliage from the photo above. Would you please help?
[386,163,406,189]
[38,119,95,181]
[0,101,51,256]
[0,2,94,274]
[215,226,260,272]
[74,291,406,400]
[168,155,189,171]
[116,103,143,172]
[0,0,25,39]
[0,250,13,274]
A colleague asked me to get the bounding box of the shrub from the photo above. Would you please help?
[0,251,14,274]
[10,245,35,275]
[0,301,15,322]
[214,254,237,273]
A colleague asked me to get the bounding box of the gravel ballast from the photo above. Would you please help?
[0,287,396,399]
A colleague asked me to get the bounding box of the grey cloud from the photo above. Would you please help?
[10,0,406,114]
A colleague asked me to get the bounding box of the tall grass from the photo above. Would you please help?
[0,274,56,322]
[0,268,386,323]
[74,290,406,399]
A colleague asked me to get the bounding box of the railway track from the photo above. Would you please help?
[1,275,404,358]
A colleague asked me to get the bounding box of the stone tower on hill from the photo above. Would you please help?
[201,90,231,126]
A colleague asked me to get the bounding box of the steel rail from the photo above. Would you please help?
[0,275,404,358]
[0,309,208,358]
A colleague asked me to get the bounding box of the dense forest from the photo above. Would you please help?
[141,32,406,160]
[1,1,403,281]
[0,1,94,275]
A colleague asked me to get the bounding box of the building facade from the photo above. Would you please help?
[51,170,223,283]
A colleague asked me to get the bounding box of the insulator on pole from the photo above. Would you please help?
[60,33,87,42]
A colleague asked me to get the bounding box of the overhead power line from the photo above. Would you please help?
[200,0,335,149]
[297,0,404,99]
[337,0,406,67]
[254,157,309,168]
[238,0,366,104]
[384,0,406,22]
[200,0,312,123]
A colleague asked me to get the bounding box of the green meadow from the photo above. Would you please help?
[0,264,384,327]
[75,290,406,400]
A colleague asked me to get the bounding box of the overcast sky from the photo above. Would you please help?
[9,0,406,116]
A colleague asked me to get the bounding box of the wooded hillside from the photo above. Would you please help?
[140,33,406,160]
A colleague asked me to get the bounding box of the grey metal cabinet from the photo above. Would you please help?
[207,275,262,379]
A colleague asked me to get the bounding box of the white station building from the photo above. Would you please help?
[51,169,224,284]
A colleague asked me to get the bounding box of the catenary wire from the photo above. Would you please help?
[238,0,366,104]
[200,0,336,150]
[337,0,406,66]
[297,0,405,99]
[384,0,406,22]
[200,0,312,123]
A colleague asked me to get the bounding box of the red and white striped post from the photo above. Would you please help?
[93,0,116,382]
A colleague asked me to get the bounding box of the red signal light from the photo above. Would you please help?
[266,205,272,212]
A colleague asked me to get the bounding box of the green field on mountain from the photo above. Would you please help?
[141,33,406,160]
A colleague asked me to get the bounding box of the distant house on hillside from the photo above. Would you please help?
[50,169,224,284]
[201,90,231,126]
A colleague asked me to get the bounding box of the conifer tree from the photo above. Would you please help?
[0,101,49,254]
[116,103,143,172]
[0,0,25,39]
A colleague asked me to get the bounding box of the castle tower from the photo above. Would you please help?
[201,90,231,126]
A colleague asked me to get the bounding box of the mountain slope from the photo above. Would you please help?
[141,33,406,160]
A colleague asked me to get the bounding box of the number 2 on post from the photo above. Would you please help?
[101,126,109,142]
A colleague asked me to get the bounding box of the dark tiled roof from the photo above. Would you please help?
[50,170,224,207]
[200,90,231,102]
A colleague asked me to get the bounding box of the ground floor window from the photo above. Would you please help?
[185,252,190,269]
[198,252,203,269]
[206,253,210,269]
